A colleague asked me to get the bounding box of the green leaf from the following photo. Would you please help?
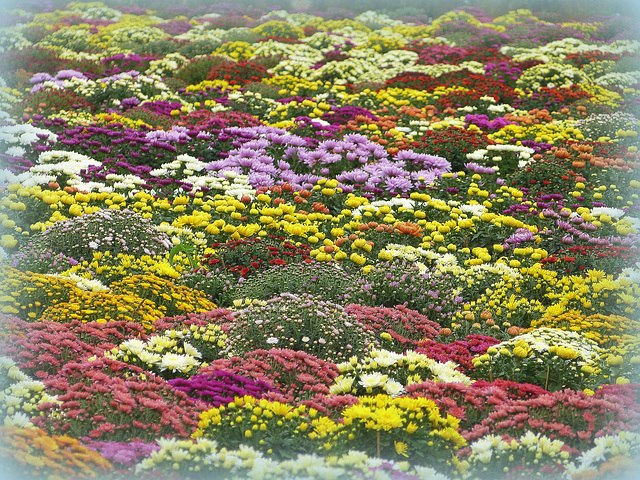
[169,243,197,269]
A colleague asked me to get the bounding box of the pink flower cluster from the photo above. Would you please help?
[345,304,441,348]
[33,356,206,441]
[202,348,340,402]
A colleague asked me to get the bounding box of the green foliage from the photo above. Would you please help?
[177,39,223,58]
[231,261,354,303]
[224,293,378,362]
[174,55,232,86]
[20,209,171,262]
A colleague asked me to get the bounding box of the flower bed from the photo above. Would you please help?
[0,1,639,479]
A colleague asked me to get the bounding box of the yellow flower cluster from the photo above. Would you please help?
[582,84,624,109]
[252,20,304,39]
[545,274,639,317]
[86,16,166,50]
[109,273,216,317]
[194,395,314,456]
[65,251,182,285]
[527,310,640,348]
[266,74,346,99]
[214,41,255,60]
[359,33,405,54]
[40,289,162,329]
[0,266,83,320]
[458,278,547,333]
[489,121,585,144]
[336,394,465,465]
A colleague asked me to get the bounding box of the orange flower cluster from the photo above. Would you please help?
[0,426,111,479]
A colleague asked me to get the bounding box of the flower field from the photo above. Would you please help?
[1,1,640,479]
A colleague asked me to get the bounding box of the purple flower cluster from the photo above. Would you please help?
[30,70,88,93]
[168,371,278,406]
[206,127,450,195]
[465,114,517,131]
[556,218,639,247]
[464,162,497,174]
[84,440,160,466]
[502,227,537,251]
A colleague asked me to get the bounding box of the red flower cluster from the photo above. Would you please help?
[411,126,495,171]
[206,60,272,86]
[405,378,547,431]
[344,304,440,350]
[203,348,340,403]
[416,334,501,372]
[565,51,623,69]
[0,317,149,380]
[542,244,639,275]
[203,235,312,277]
[464,384,640,449]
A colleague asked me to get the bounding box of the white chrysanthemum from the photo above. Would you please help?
[358,372,388,389]
[158,353,199,373]
[370,349,402,367]
[429,361,473,385]
[136,350,162,366]
[121,339,146,356]
[461,203,487,216]
[3,412,33,428]
[384,379,405,397]
[590,206,626,219]
[183,342,202,359]
[329,376,355,395]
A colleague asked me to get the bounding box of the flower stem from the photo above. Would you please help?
[545,364,550,391]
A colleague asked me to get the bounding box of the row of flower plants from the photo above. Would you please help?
[0,1,639,479]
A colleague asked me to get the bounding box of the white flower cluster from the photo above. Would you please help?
[564,431,640,477]
[137,437,443,479]
[145,53,190,78]
[467,430,570,471]
[331,348,472,397]
[595,71,640,88]
[0,356,59,427]
[487,103,517,114]
[62,72,181,108]
[255,39,323,63]
[55,272,109,292]
[466,144,535,169]
[354,11,404,28]
[382,243,459,271]
[148,153,256,199]
[619,261,640,284]
[76,6,123,22]
[502,38,594,63]
[492,327,601,364]
[0,25,31,53]
[25,150,101,188]
[107,334,203,376]
[0,123,58,154]
[173,22,224,43]
[590,206,626,220]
